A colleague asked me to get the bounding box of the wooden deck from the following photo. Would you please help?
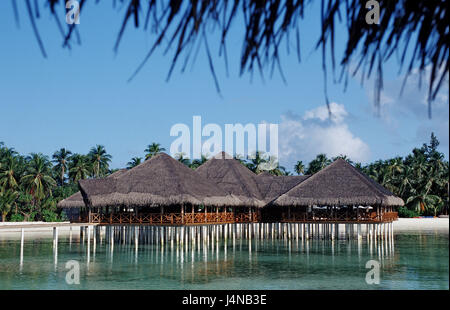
[279,211,398,223]
[0,222,98,230]
[68,211,398,225]
[72,212,260,225]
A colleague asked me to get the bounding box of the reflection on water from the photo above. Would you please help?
[0,229,448,290]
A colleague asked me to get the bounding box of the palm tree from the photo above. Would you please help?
[398,165,414,197]
[52,148,72,186]
[17,192,35,221]
[354,162,363,171]
[233,154,247,166]
[332,154,354,165]
[175,153,191,166]
[0,155,20,190]
[294,161,305,175]
[88,145,112,177]
[0,145,18,160]
[246,151,267,174]
[145,143,166,160]
[21,153,56,203]
[68,154,91,182]
[260,155,285,175]
[190,155,208,169]
[306,154,331,175]
[0,189,18,222]
[407,193,443,216]
[270,164,290,176]
[387,157,404,179]
[127,157,142,169]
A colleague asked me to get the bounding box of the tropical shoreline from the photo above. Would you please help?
[0,218,447,240]
[393,218,449,232]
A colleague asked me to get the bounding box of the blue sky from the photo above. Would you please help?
[0,1,448,172]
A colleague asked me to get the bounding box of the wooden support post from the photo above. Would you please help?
[20,228,24,269]
[181,204,185,224]
[53,227,58,248]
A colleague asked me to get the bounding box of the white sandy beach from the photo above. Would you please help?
[393,218,449,232]
[0,218,448,241]
[0,222,82,241]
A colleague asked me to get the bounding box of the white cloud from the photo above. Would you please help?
[279,102,370,168]
[370,66,449,152]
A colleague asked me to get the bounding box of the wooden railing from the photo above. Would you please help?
[85,212,254,225]
[381,212,398,222]
[280,211,399,223]
[75,210,398,224]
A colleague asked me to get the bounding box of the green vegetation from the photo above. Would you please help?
[298,133,448,217]
[0,134,448,222]
[0,143,113,222]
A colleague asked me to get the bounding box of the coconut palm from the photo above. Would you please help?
[294,161,305,175]
[332,155,354,165]
[88,145,112,177]
[0,155,20,190]
[68,154,91,182]
[233,154,246,166]
[269,164,290,176]
[0,145,18,160]
[246,151,268,174]
[145,143,166,160]
[21,153,56,202]
[398,165,414,197]
[52,148,72,185]
[387,157,404,179]
[306,154,331,175]
[127,157,142,169]
[407,193,443,216]
[175,152,191,166]
[190,155,208,169]
[0,189,18,222]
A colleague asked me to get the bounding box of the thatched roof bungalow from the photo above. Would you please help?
[78,153,242,208]
[256,171,310,204]
[273,158,404,207]
[195,152,265,207]
[57,169,128,208]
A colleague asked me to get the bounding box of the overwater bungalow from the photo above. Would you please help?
[270,159,402,223]
[195,151,266,222]
[61,153,246,225]
[58,168,127,221]
[58,153,402,230]
[255,171,310,222]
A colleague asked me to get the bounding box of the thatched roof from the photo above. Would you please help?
[78,153,242,208]
[273,159,404,207]
[195,152,265,207]
[57,169,128,208]
[256,172,310,204]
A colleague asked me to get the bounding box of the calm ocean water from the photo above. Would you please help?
[0,231,448,289]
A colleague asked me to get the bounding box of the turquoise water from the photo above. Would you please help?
[0,232,448,289]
